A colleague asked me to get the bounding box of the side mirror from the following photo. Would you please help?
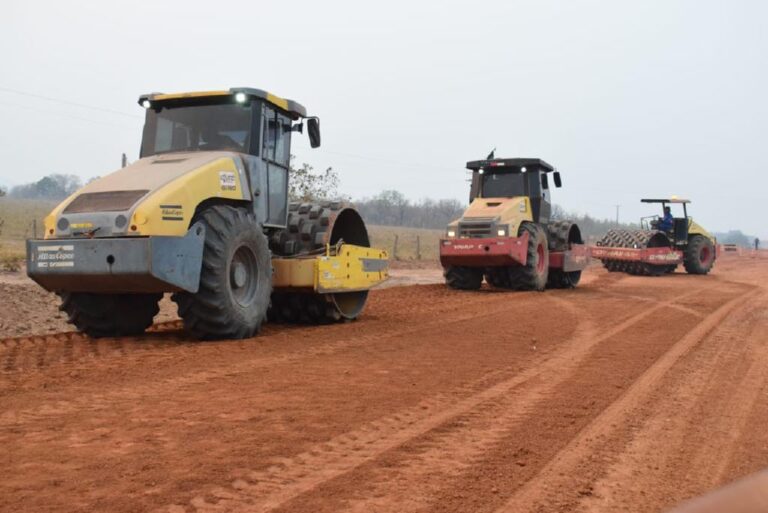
[307,117,321,148]
[540,173,549,190]
[553,171,562,188]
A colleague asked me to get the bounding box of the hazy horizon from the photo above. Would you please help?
[2,1,766,238]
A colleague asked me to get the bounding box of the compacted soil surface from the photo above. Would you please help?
[1,254,767,513]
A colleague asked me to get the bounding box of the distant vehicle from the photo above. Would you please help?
[439,157,588,291]
[592,198,717,276]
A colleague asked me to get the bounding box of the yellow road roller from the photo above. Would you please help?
[26,88,388,339]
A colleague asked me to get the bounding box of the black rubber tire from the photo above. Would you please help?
[546,220,583,289]
[684,235,716,275]
[58,292,161,338]
[490,223,549,291]
[444,266,483,290]
[547,268,582,288]
[172,206,272,340]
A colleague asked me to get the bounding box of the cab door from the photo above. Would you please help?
[261,106,292,228]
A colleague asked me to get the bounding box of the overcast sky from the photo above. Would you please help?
[1,0,766,237]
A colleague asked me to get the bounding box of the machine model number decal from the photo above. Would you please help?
[35,245,75,268]
[219,171,237,191]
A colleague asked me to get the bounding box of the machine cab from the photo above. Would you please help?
[137,88,320,229]
[640,198,690,244]
[467,158,561,223]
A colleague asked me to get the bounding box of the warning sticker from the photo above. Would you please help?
[219,171,237,191]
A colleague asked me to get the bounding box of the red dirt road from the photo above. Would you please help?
[2,255,768,513]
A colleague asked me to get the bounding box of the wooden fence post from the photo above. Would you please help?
[392,235,399,260]
[416,235,421,260]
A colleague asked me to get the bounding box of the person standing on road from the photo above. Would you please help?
[756,238,760,251]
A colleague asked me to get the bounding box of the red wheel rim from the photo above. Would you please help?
[536,243,546,274]
[700,245,711,265]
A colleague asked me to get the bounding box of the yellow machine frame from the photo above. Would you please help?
[273,244,389,293]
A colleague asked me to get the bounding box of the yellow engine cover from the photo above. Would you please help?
[446,196,533,237]
[688,218,716,243]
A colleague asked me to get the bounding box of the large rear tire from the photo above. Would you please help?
[59,292,161,338]
[444,266,483,290]
[684,235,715,275]
[488,223,549,291]
[172,206,272,340]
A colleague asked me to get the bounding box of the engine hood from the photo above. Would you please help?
[44,151,250,239]
[445,196,534,239]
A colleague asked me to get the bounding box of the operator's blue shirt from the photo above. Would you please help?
[658,212,674,231]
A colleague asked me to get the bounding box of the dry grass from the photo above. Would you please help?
[0,198,56,269]
[0,198,55,240]
[0,248,22,271]
[368,225,442,261]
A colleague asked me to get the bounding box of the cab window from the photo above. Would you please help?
[141,102,251,156]
[262,107,278,161]
[274,114,291,166]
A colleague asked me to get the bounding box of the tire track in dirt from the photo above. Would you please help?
[280,282,747,513]
[3,263,764,513]
[292,296,597,513]
[0,286,516,377]
[571,289,768,513]
[0,321,184,375]
[162,288,710,513]
[0,291,566,429]
[0,271,634,378]
[0,276,628,378]
[492,284,761,513]
[597,291,705,318]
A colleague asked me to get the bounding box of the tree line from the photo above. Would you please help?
[6,174,83,200]
[352,191,640,239]
[713,230,758,247]
[354,190,465,230]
